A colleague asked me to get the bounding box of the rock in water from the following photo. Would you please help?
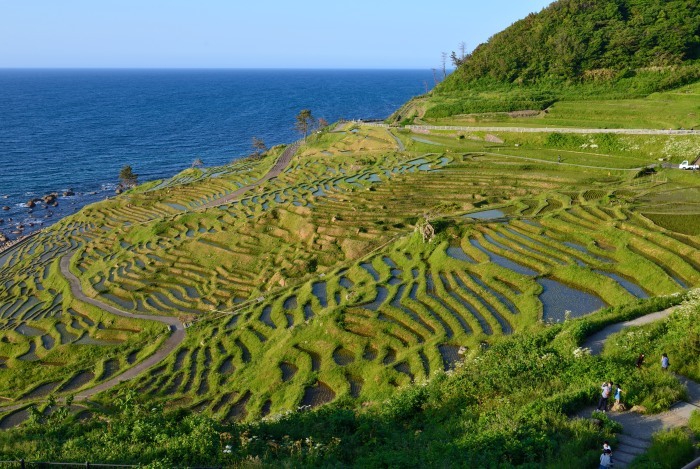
[42,193,57,204]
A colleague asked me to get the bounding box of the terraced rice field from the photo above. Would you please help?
[0,124,698,425]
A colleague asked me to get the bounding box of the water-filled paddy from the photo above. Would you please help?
[465,209,506,220]
[537,278,606,322]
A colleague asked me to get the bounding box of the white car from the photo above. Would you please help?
[679,160,699,170]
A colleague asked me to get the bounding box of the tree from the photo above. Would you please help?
[316,117,329,130]
[191,158,204,168]
[459,41,467,61]
[119,165,138,188]
[295,109,315,141]
[252,137,267,156]
[441,52,448,78]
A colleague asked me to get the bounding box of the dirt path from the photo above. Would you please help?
[198,141,300,210]
[387,129,405,151]
[360,121,700,136]
[407,124,700,136]
[479,150,644,171]
[58,254,186,400]
[0,254,187,416]
[579,307,700,467]
[0,141,302,414]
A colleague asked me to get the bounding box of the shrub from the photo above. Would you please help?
[689,410,700,437]
[630,428,695,468]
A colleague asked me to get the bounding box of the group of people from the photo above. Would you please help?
[596,353,671,467]
[635,352,670,371]
[597,353,671,413]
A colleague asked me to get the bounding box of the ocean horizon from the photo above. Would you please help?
[0,68,434,242]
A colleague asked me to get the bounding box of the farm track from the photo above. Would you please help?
[579,308,700,467]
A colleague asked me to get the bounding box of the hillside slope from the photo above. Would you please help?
[442,0,700,88]
[394,0,700,122]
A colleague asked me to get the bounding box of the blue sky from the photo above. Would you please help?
[0,1,553,68]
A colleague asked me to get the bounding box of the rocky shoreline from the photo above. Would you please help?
[0,187,103,251]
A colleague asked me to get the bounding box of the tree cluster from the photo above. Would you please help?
[439,0,700,90]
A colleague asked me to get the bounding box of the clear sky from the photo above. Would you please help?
[0,1,553,68]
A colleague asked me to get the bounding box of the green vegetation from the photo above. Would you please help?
[0,292,697,467]
[393,0,700,123]
[1,17,699,459]
[629,428,696,469]
[444,0,700,86]
[0,118,697,466]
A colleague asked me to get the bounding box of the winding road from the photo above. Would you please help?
[59,254,186,400]
[580,307,700,467]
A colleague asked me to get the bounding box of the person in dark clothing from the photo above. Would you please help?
[635,353,645,368]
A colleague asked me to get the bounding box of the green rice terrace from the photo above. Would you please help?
[0,120,698,436]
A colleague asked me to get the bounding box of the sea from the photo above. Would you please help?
[0,69,433,242]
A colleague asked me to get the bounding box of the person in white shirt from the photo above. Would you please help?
[596,381,612,412]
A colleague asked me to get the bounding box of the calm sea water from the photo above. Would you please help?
[0,69,432,241]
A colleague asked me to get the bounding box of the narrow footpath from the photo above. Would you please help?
[0,140,302,416]
[360,121,700,136]
[198,141,300,210]
[59,254,186,400]
[580,307,700,467]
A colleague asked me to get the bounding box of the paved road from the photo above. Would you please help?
[580,306,700,467]
[582,308,677,355]
[59,254,186,400]
[198,141,300,210]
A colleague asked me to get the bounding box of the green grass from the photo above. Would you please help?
[399,73,700,130]
[0,292,697,467]
[630,428,696,469]
[644,213,700,236]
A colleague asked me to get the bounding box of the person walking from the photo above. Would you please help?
[599,448,613,468]
[597,381,612,412]
[661,353,670,371]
